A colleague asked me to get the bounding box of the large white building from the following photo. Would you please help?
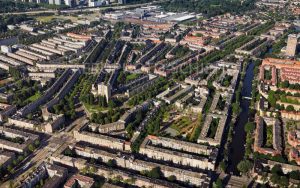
[48,0,75,6]
[88,0,105,7]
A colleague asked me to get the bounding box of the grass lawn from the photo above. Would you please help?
[207,118,220,138]
[83,103,107,113]
[36,15,57,22]
[35,15,79,23]
[188,114,202,141]
[126,73,140,82]
[170,116,192,132]
[266,125,273,148]
[26,92,42,102]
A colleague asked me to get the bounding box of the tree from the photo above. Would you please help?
[107,159,117,167]
[98,96,107,107]
[232,102,241,115]
[112,112,120,122]
[167,175,176,182]
[289,170,300,180]
[7,165,13,174]
[270,173,280,185]
[70,109,76,119]
[244,122,256,133]
[108,100,117,108]
[136,110,143,123]
[28,144,35,152]
[12,159,17,166]
[267,90,277,107]
[219,161,227,172]
[245,146,252,157]
[147,167,162,178]
[213,178,223,188]
[275,103,283,110]
[34,140,40,147]
[126,123,134,137]
[237,160,253,175]
[89,166,96,173]
[159,0,256,17]
[81,166,89,174]
[64,148,73,157]
[271,164,282,175]
[286,105,295,112]
[279,176,289,187]
[269,164,289,187]
[17,155,24,162]
[117,71,126,84]
[9,65,21,79]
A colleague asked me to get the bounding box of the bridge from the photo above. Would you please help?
[243,96,252,100]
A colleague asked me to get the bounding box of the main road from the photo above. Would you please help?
[0,0,166,16]
[1,133,75,188]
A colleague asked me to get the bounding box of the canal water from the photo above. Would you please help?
[227,61,255,175]
[0,37,18,46]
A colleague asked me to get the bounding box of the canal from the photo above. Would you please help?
[227,61,255,175]
[0,37,18,46]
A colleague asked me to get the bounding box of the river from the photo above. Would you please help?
[227,61,255,175]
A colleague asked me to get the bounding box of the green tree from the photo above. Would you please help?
[7,165,13,174]
[89,166,96,173]
[213,178,223,188]
[34,140,40,147]
[167,175,176,182]
[28,144,35,152]
[271,164,282,175]
[219,161,227,172]
[279,176,289,187]
[12,159,17,166]
[126,123,134,137]
[64,148,74,157]
[81,166,89,174]
[17,155,24,162]
[107,159,117,167]
[267,90,277,107]
[286,81,295,89]
[286,105,295,112]
[232,102,241,115]
[244,122,256,133]
[237,160,253,175]
[289,170,300,180]
[108,100,117,108]
[147,167,162,178]
[9,65,21,79]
